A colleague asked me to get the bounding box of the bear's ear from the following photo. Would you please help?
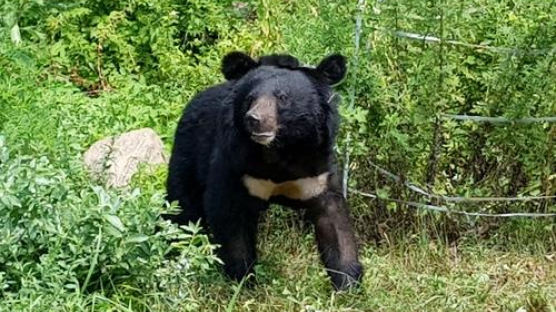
[221,51,258,80]
[316,54,347,85]
[258,54,300,69]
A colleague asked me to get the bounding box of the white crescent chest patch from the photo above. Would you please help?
[242,172,329,201]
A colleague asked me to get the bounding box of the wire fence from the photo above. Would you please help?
[366,160,556,202]
[441,114,556,124]
[343,0,555,218]
[371,26,556,56]
[351,189,556,218]
[342,0,366,199]
[349,161,556,218]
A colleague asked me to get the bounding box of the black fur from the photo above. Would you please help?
[166,52,362,290]
[221,51,258,80]
[258,53,300,69]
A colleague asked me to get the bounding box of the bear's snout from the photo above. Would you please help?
[245,114,261,130]
[245,95,278,145]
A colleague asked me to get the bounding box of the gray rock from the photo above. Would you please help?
[83,128,167,187]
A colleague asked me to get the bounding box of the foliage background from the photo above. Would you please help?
[0,0,554,311]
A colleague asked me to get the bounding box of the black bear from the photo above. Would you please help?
[166,52,362,290]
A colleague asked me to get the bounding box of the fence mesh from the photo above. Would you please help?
[343,0,555,217]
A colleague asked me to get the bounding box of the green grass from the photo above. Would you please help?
[1,0,555,311]
[181,212,555,312]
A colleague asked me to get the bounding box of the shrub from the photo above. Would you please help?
[0,136,220,310]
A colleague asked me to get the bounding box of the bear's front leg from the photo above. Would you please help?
[203,172,262,281]
[210,207,260,281]
[307,192,363,290]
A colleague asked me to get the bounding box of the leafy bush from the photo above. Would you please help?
[0,136,220,310]
[342,0,555,231]
[1,0,255,90]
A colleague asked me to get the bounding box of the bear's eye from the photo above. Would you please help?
[275,91,289,108]
[245,94,256,104]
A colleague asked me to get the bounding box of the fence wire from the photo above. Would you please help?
[351,189,556,218]
[441,114,556,124]
[342,0,366,199]
[370,26,556,56]
[367,160,556,202]
[343,1,555,218]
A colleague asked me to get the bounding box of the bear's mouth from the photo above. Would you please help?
[250,132,275,145]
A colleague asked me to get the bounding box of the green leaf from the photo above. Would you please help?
[10,23,21,45]
[376,187,390,199]
[35,177,50,185]
[104,214,126,232]
[0,195,21,208]
[126,234,149,244]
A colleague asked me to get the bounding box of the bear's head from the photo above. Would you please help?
[221,52,346,148]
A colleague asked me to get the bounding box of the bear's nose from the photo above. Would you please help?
[246,114,261,130]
